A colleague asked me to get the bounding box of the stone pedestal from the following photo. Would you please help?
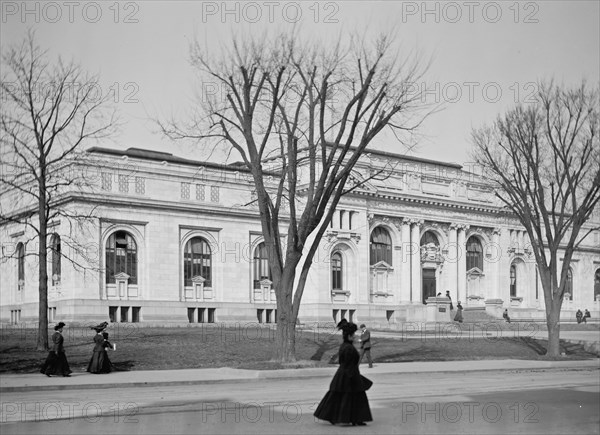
[485,298,504,319]
[425,297,452,322]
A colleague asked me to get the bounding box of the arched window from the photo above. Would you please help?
[51,234,61,284]
[370,227,392,265]
[420,231,439,246]
[331,252,343,290]
[253,242,271,289]
[106,231,138,284]
[466,236,483,270]
[594,269,600,301]
[510,264,517,297]
[184,237,211,287]
[565,268,573,300]
[17,242,24,286]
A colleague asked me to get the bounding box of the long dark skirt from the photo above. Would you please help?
[87,350,113,374]
[314,390,373,424]
[40,351,72,376]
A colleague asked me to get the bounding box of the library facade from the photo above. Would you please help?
[2,146,599,327]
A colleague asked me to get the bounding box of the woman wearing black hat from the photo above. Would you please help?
[87,322,114,374]
[40,322,72,377]
[314,320,373,426]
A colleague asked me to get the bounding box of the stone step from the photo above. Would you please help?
[460,309,499,323]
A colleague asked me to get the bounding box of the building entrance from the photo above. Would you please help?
[422,268,436,304]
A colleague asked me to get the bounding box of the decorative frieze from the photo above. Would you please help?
[325,230,361,245]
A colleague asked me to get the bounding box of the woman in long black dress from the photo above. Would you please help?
[40,322,72,377]
[87,323,114,374]
[314,320,373,426]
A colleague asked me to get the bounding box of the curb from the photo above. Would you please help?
[2,359,598,394]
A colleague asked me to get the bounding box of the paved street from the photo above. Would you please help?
[1,364,598,434]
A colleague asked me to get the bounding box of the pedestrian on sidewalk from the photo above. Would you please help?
[503,309,511,323]
[358,324,373,368]
[40,322,72,377]
[87,322,114,374]
[446,290,454,310]
[314,320,373,426]
[453,301,463,323]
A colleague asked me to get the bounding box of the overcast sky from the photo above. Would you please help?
[1,0,599,166]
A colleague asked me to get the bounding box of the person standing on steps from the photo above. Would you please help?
[453,301,463,323]
[446,290,454,310]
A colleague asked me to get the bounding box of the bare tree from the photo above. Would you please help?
[0,31,117,350]
[161,31,430,362]
[472,81,600,357]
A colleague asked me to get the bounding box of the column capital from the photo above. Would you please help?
[405,217,424,227]
[451,223,470,231]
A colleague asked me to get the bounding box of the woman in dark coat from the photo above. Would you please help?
[40,322,72,377]
[87,322,114,374]
[454,301,464,323]
[314,320,373,426]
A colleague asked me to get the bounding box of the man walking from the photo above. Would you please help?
[358,324,373,368]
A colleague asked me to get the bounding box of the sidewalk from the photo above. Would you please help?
[2,359,598,393]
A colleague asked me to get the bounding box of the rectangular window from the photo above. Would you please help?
[118,175,129,193]
[210,186,219,202]
[266,309,272,324]
[332,309,339,322]
[120,306,129,322]
[386,310,394,321]
[48,307,56,322]
[135,177,145,195]
[109,306,118,323]
[257,309,264,323]
[349,309,355,323]
[181,182,190,199]
[132,307,141,323]
[196,184,205,201]
[101,172,112,191]
[188,308,196,323]
[208,308,215,323]
[11,310,21,324]
[198,308,205,323]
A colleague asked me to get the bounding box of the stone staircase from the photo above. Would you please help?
[461,307,500,323]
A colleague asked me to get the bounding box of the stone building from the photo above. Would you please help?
[1,146,599,326]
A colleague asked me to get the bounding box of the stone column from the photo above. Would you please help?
[401,219,412,302]
[447,224,459,301]
[518,230,524,252]
[410,219,423,303]
[457,224,469,303]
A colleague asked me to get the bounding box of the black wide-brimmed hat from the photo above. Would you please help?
[91,321,109,332]
[54,322,66,330]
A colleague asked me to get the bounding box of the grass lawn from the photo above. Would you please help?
[1,322,597,373]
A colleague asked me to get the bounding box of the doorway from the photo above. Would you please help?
[422,268,437,304]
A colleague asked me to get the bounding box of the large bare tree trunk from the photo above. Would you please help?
[37,178,49,351]
[546,298,562,357]
[274,261,300,362]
